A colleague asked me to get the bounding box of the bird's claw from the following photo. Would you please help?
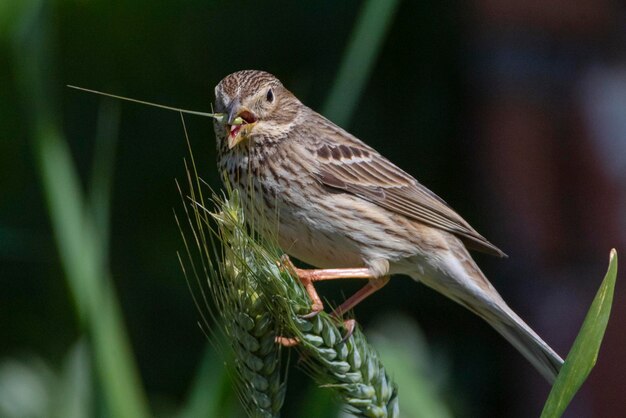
[340,318,356,343]
[275,335,299,347]
[298,308,322,319]
[278,254,297,274]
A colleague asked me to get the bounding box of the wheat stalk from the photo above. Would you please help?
[207,191,399,417]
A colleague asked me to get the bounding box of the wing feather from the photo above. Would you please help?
[312,139,506,257]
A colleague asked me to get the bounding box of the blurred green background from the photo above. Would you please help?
[1,0,624,417]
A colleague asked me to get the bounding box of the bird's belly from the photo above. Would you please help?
[264,193,420,272]
[276,216,366,269]
[239,189,366,268]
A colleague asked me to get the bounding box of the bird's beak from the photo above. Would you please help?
[225,99,257,149]
[228,134,244,149]
[226,99,240,125]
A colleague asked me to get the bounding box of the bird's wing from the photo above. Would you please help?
[311,136,506,257]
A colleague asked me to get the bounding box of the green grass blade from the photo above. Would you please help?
[540,249,618,418]
[297,383,340,418]
[89,100,121,260]
[177,345,235,418]
[55,340,93,418]
[322,0,400,126]
[370,315,453,418]
[11,2,150,417]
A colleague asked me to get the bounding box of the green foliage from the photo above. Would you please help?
[176,346,238,418]
[0,341,92,418]
[369,315,453,418]
[322,0,401,126]
[10,1,150,417]
[541,249,618,418]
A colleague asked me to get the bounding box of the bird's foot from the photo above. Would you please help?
[279,254,305,277]
[298,306,323,319]
[275,335,299,347]
[274,318,356,348]
[339,318,356,343]
[279,254,326,316]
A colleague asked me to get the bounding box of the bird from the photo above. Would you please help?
[212,69,564,383]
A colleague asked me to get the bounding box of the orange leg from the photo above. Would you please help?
[280,255,378,316]
[331,275,391,317]
[276,256,391,347]
[275,336,299,347]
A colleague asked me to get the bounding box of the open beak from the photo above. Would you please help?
[226,99,240,126]
[225,99,257,149]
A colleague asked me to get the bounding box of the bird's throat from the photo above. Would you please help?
[229,125,242,139]
[227,121,256,149]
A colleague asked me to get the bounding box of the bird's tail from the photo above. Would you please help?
[475,300,564,383]
[416,252,564,383]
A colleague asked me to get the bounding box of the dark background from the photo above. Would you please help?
[1,0,625,417]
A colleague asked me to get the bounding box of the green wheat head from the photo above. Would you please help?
[177,159,398,417]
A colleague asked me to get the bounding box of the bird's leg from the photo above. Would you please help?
[279,255,375,318]
[275,336,299,347]
[276,255,388,345]
[275,276,390,347]
[331,276,390,342]
[331,276,391,318]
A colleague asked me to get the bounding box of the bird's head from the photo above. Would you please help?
[214,70,299,149]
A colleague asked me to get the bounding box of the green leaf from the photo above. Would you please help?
[370,314,453,418]
[540,249,618,418]
[322,0,400,126]
[297,383,340,418]
[177,345,236,418]
[11,2,150,417]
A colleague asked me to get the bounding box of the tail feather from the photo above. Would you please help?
[414,248,564,383]
[481,306,564,383]
[435,286,564,383]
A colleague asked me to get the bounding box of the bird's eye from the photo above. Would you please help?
[266,88,274,103]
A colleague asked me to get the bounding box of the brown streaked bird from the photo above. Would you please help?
[213,69,563,383]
